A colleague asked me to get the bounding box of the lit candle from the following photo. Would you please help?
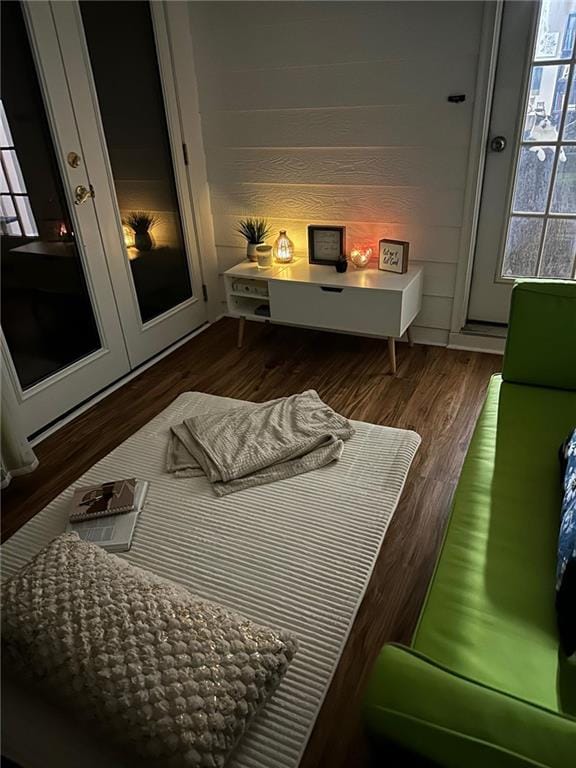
[350,246,372,268]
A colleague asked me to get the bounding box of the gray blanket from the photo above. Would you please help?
[166,390,354,496]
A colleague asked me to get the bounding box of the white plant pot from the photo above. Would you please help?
[247,243,264,262]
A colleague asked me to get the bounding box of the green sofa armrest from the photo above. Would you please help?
[502,281,576,391]
[363,644,576,768]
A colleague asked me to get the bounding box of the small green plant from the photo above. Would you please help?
[236,217,271,244]
[124,211,160,233]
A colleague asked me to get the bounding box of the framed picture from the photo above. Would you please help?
[378,239,409,274]
[308,226,346,265]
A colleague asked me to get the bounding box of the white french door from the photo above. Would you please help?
[53,0,208,366]
[1,0,131,436]
[469,0,576,323]
[1,1,207,435]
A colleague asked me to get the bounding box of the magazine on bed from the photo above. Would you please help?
[69,478,148,522]
[67,478,149,552]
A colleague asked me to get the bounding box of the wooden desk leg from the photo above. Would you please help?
[406,325,414,347]
[387,337,397,374]
[237,316,246,349]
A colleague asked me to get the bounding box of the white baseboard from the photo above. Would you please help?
[31,322,213,447]
[408,327,449,347]
[448,331,505,355]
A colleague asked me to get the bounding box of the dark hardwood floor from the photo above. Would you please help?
[1,317,501,767]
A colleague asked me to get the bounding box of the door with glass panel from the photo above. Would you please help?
[1,0,130,435]
[52,0,207,367]
[469,0,576,323]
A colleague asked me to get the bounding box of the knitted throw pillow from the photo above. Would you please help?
[1,532,297,766]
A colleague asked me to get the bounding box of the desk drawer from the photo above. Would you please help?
[269,280,402,337]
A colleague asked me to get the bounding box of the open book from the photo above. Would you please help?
[68,510,141,553]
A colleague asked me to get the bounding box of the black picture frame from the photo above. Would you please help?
[308,225,346,265]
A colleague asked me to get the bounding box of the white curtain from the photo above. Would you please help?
[1,362,38,488]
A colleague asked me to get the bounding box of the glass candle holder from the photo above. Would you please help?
[350,246,372,268]
[273,230,294,263]
[256,244,273,269]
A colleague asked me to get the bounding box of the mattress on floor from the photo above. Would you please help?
[1,392,421,768]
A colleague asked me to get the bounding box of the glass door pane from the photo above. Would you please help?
[501,1,576,280]
[1,1,101,390]
[80,0,193,323]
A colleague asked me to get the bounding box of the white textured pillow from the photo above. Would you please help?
[1,532,297,767]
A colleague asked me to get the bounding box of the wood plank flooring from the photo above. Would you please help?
[1,318,501,767]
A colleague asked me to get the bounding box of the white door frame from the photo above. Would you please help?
[467,1,544,324]
[3,1,131,435]
[163,1,220,323]
[448,0,505,349]
[51,1,212,367]
[450,0,575,350]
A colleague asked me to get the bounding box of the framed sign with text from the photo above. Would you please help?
[378,239,409,274]
[308,226,346,265]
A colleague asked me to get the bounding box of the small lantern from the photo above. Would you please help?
[350,245,372,269]
[273,230,295,263]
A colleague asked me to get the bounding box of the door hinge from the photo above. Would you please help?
[182,142,189,166]
[202,284,208,302]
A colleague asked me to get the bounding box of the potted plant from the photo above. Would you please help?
[236,217,271,262]
[124,211,160,252]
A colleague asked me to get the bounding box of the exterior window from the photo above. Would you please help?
[0,100,38,237]
[561,12,576,58]
[501,1,576,279]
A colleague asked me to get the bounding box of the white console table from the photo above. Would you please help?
[224,260,423,373]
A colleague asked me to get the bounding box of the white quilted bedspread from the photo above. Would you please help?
[1,392,420,768]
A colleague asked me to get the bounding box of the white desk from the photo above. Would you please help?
[224,260,423,373]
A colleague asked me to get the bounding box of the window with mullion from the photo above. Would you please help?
[502,0,576,280]
[0,100,38,237]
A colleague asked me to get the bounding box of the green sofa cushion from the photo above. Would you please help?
[502,281,576,391]
[413,375,576,712]
[364,644,576,768]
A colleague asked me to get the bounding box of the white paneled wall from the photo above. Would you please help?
[188,1,486,344]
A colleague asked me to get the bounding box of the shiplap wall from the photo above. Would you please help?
[188,1,485,344]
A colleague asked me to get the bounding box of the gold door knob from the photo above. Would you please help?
[74,184,95,205]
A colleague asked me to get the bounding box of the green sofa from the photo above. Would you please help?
[364,281,576,767]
